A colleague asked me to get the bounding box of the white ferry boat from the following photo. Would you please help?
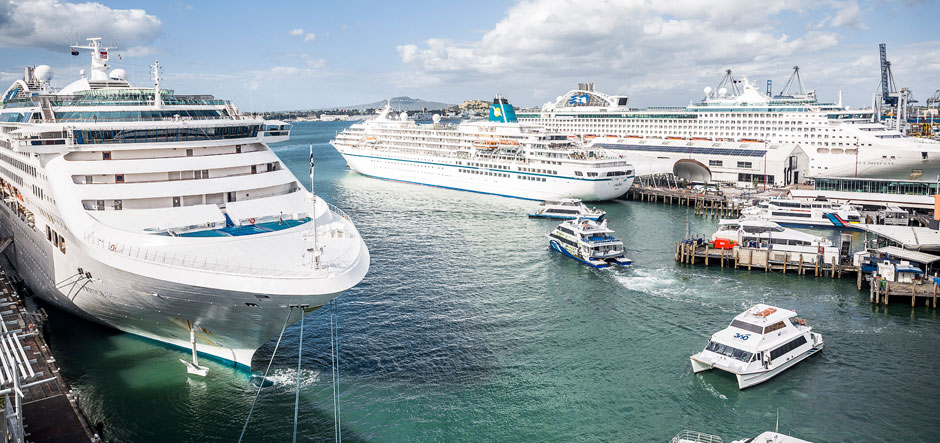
[742,198,862,229]
[690,304,824,389]
[670,430,811,443]
[330,96,635,201]
[711,218,838,262]
[528,198,605,220]
[547,219,632,268]
[0,39,370,369]
[518,69,940,182]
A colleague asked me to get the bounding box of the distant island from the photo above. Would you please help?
[259,97,495,121]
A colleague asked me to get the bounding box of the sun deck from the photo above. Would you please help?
[177,217,311,237]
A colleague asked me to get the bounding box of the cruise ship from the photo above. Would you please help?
[330,96,635,201]
[518,70,940,182]
[0,39,370,369]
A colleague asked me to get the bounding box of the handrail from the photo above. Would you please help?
[81,208,360,278]
[669,430,724,443]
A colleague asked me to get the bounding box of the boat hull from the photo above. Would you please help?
[528,213,604,221]
[0,200,360,370]
[690,339,824,389]
[337,148,633,201]
[548,238,631,269]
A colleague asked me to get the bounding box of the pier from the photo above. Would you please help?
[625,185,745,218]
[675,241,859,278]
[0,268,99,442]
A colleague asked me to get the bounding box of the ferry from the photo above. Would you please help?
[711,218,838,262]
[0,39,370,369]
[330,96,635,201]
[547,218,632,268]
[742,198,862,229]
[518,69,940,183]
[690,304,824,389]
[671,430,811,443]
[528,198,605,220]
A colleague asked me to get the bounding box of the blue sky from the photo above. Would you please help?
[1,0,938,111]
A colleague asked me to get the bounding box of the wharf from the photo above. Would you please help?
[675,241,860,278]
[624,185,745,218]
[869,279,940,308]
[0,269,99,442]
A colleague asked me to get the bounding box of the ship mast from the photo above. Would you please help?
[305,144,321,269]
[69,37,115,82]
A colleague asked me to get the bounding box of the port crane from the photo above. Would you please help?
[874,43,917,132]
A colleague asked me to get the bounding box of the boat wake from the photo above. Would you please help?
[249,368,321,390]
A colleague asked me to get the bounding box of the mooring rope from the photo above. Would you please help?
[334,300,342,442]
[292,306,306,443]
[237,307,294,443]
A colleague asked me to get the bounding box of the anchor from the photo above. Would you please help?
[180,322,209,376]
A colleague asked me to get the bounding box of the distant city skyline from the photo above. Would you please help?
[1,0,938,111]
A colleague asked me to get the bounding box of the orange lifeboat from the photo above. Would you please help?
[740,138,763,143]
[755,307,777,317]
[666,136,684,140]
[583,134,597,140]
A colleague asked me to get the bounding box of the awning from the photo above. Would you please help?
[872,246,940,265]
[860,225,940,252]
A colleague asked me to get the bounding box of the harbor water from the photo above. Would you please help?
[40,122,940,442]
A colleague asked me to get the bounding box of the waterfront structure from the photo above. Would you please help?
[330,96,635,201]
[690,304,824,389]
[547,218,632,268]
[711,218,838,260]
[0,39,369,368]
[518,72,940,182]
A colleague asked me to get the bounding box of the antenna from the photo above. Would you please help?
[150,61,163,109]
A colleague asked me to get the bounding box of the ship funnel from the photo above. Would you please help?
[489,95,517,123]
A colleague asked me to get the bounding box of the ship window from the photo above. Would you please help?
[764,321,787,333]
[235,145,242,154]
[102,151,111,160]
[729,319,763,334]
[85,175,93,184]
[169,171,181,181]
[46,226,51,241]
[96,200,104,211]
[194,170,203,179]
[172,196,181,207]
[186,148,194,157]
[769,335,808,361]
[709,160,723,167]
[115,174,124,183]
[59,237,66,254]
[251,165,257,174]
[574,171,583,176]
[113,199,122,210]
[704,340,753,362]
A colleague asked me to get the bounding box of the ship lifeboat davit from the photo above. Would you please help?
[673,159,711,183]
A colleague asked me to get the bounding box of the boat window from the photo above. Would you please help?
[730,319,763,334]
[704,341,753,362]
[764,321,787,334]
[769,335,808,361]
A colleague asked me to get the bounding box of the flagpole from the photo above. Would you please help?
[309,144,320,269]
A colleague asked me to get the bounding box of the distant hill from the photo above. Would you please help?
[320,96,455,112]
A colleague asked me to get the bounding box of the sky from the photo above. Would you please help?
[0,0,938,111]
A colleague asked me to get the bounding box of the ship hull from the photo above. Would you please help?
[337,149,633,201]
[0,200,346,370]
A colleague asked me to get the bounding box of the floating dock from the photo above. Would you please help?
[0,269,99,442]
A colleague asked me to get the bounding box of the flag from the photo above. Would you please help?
[309,144,314,174]
[70,48,79,56]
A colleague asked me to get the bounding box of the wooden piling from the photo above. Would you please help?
[705,246,709,266]
[798,254,804,275]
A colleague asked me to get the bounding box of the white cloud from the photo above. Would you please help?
[289,28,304,36]
[394,0,896,106]
[303,33,316,42]
[0,0,161,51]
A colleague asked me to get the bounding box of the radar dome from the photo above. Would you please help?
[399,111,408,121]
[109,69,127,81]
[703,86,712,95]
[432,114,441,123]
[718,87,728,96]
[34,65,53,82]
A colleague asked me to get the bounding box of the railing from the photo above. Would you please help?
[82,207,361,278]
[669,430,723,443]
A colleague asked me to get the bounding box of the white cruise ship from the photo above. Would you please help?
[518,71,940,182]
[330,96,635,201]
[0,39,369,369]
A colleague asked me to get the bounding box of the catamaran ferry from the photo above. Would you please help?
[518,69,940,182]
[0,39,369,369]
[330,96,635,201]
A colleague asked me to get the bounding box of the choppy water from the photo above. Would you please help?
[40,122,940,442]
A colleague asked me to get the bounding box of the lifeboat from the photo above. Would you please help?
[473,140,499,149]
[666,136,684,140]
[692,137,710,141]
[740,138,763,143]
[498,139,520,146]
[364,136,376,141]
[583,134,597,140]
[624,135,641,139]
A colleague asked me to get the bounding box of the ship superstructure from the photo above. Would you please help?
[0,38,369,368]
[330,96,635,201]
[519,71,940,181]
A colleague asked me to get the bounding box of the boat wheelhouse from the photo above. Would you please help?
[528,198,605,221]
[330,96,635,201]
[690,304,823,389]
[547,218,632,268]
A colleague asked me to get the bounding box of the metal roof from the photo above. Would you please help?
[872,246,940,264]
[861,225,940,251]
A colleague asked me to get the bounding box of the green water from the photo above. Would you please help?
[37,122,940,442]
